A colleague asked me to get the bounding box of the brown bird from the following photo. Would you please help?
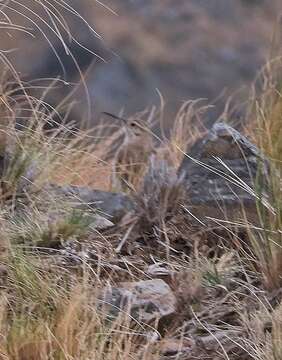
[102,112,155,192]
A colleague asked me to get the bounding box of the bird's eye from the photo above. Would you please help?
[130,122,136,127]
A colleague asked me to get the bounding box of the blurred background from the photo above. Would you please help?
[0,0,281,127]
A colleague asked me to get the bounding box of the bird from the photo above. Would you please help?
[102,112,155,192]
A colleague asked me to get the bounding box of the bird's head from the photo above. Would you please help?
[102,112,150,139]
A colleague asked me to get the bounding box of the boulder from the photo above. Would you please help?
[178,122,270,224]
[99,279,177,323]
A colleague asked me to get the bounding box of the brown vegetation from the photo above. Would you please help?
[0,2,282,360]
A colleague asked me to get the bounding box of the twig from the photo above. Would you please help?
[115,221,136,253]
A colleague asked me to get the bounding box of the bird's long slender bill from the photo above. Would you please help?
[102,112,127,123]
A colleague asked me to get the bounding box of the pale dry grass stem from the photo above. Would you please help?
[157,99,208,170]
[244,57,282,291]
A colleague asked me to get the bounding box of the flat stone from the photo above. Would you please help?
[99,279,177,323]
[91,215,114,230]
[45,184,136,223]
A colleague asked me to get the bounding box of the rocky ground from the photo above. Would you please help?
[1,2,282,359]
[0,103,280,358]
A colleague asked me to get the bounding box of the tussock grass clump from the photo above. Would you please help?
[9,207,93,248]
[1,251,149,360]
[244,58,282,291]
[138,156,185,226]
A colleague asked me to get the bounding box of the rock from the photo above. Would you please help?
[147,263,175,278]
[45,184,136,224]
[99,279,177,323]
[90,215,114,230]
[159,338,194,357]
[178,122,270,224]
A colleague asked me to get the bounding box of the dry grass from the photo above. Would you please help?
[243,57,282,291]
[0,251,155,360]
[1,2,282,360]
[49,100,206,192]
[0,80,237,359]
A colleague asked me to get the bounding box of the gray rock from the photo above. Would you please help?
[46,184,135,223]
[147,263,175,278]
[91,215,114,230]
[178,122,270,224]
[99,279,177,323]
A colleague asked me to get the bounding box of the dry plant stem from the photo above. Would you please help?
[115,220,136,254]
